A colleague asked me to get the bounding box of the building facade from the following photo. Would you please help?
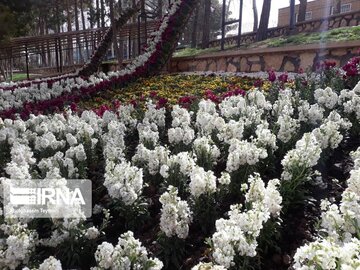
[278,0,360,27]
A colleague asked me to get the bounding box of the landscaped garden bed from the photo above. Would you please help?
[0,56,359,269]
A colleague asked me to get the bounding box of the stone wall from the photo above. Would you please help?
[169,41,360,73]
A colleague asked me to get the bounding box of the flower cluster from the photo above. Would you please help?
[210,174,282,268]
[293,147,360,269]
[93,231,163,270]
[159,186,192,239]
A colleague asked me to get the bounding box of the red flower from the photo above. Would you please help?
[150,91,158,98]
[267,70,276,82]
[130,99,138,108]
[254,79,263,88]
[156,97,168,109]
[113,99,121,109]
[278,73,288,83]
[70,103,78,112]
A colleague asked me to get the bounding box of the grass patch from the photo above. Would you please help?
[263,25,360,47]
[173,45,237,57]
[11,73,28,81]
[174,26,360,57]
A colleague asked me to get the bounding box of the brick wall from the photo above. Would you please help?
[278,0,360,27]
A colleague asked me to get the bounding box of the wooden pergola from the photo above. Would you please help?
[0,20,160,78]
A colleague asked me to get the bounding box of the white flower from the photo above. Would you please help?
[159,186,192,239]
[85,226,100,240]
[104,160,143,205]
[218,172,231,185]
[94,231,163,270]
[94,242,114,269]
[189,166,217,197]
[226,139,268,172]
[314,87,338,109]
[191,262,226,270]
[38,256,62,270]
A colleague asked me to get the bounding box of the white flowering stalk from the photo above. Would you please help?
[217,119,244,144]
[293,237,360,270]
[104,160,143,205]
[159,186,192,239]
[137,120,159,148]
[281,133,322,181]
[117,104,137,130]
[93,231,163,270]
[218,171,231,186]
[189,166,217,198]
[252,121,277,151]
[23,256,63,270]
[219,91,270,125]
[219,95,246,120]
[247,90,272,111]
[34,132,66,152]
[196,100,225,136]
[272,88,295,118]
[143,100,166,128]
[314,87,339,110]
[298,101,324,126]
[339,81,360,121]
[272,89,300,143]
[211,174,282,268]
[168,126,195,146]
[276,114,300,144]
[293,147,360,269]
[160,151,196,179]
[5,141,35,179]
[65,144,87,162]
[0,222,38,270]
[226,139,267,172]
[193,136,221,169]
[101,120,126,161]
[85,226,100,240]
[171,105,192,128]
[132,144,170,176]
[191,262,226,270]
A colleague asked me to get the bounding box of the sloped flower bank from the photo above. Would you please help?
[0,67,359,269]
[0,0,198,120]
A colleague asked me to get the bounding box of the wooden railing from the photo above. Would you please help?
[0,20,160,77]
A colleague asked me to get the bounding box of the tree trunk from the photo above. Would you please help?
[132,0,137,57]
[100,0,106,27]
[110,0,121,65]
[289,0,295,30]
[66,0,74,65]
[74,0,84,63]
[201,0,211,49]
[96,0,101,28]
[157,0,163,18]
[45,22,51,66]
[334,0,341,14]
[252,0,258,32]
[78,2,141,76]
[118,0,124,63]
[256,0,271,42]
[39,16,47,66]
[298,0,307,22]
[191,5,199,48]
[55,0,61,33]
[80,0,90,60]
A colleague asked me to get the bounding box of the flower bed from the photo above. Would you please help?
[1,61,360,269]
[79,74,257,111]
[0,0,198,120]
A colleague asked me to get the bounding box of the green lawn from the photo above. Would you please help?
[11,73,29,81]
[174,25,360,58]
